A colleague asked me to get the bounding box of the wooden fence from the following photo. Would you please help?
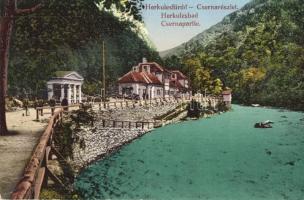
[33,97,187,121]
[10,95,223,199]
[10,109,65,199]
[35,104,81,121]
[93,96,185,111]
[100,119,155,130]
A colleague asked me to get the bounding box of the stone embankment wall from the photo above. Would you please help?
[67,103,184,172]
[72,127,146,172]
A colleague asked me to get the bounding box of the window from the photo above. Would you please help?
[133,66,139,71]
[143,65,149,72]
[157,89,160,95]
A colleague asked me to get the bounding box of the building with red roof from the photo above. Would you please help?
[118,58,190,99]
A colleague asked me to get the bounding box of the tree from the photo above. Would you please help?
[0,0,43,135]
[182,57,214,93]
[211,78,223,95]
[239,67,266,103]
[193,67,212,94]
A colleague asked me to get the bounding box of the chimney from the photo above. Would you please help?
[142,57,147,63]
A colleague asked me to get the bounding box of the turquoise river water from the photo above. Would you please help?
[75,105,304,200]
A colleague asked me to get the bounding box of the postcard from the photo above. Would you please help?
[0,0,303,199]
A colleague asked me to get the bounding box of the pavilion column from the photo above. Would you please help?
[148,86,152,99]
[78,85,82,102]
[67,84,72,104]
[151,86,155,99]
[73,84,77,104]
[47,83,54,100]
[134,84,139,95]
[60,85,65,101]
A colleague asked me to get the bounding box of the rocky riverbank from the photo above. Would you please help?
[41,100,227,198]
[57,102,184,173]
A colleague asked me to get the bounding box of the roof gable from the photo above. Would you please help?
[171,70,187,79]
[54,71,83,80]
[118,71,162,85]
[139,62,165,72]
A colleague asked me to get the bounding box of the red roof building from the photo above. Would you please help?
[118,58,190,99]
[118,71,162,85]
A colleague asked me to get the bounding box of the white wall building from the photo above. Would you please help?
[47,71,84,104]
[118,59,190,99]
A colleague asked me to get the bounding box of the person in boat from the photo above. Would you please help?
[254,120,274,128]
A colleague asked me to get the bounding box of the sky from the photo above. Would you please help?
[141,0,252,51]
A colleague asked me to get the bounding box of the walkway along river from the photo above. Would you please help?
[75,105,304,199]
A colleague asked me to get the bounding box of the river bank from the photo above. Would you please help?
[74,105,304,199]
[40,100,226,198]
[69,103,187,172]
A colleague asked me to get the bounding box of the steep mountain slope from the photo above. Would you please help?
[163,0,304,110]
[159,19,232,58]
[8,0,160,97]
[160,0,274,58]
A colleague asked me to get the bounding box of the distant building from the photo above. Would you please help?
[118,58,190,99]
[47,71,83,103]
[222,89,232,107]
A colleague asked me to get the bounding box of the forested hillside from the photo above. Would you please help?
[8,0,160,97]
[163,0,304,110]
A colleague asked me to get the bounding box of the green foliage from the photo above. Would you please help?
[164,0,304,110]
[55,122,74,158]
[8,0,159,98]
[211,78,223,95]
[101,0,145,21]
[187,100,203,118]
[172,56,223,95]
[40,187,66,199]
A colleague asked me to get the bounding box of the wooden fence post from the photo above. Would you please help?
[60,112,63,124]
[36,109,39,121]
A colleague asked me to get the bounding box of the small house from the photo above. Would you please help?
[222,89,232,107]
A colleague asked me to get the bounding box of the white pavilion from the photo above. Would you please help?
[47,71,84,104]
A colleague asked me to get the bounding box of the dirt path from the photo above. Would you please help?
[0,108,53,199]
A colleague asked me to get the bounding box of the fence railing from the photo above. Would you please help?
[10,109,64,199]
[33,97,188,120]
[10,95,223,199]
[99,119,155,130]
[35,104,81,120]
[92,96,189,111]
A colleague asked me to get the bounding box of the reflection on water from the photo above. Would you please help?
[75,105,304,200]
